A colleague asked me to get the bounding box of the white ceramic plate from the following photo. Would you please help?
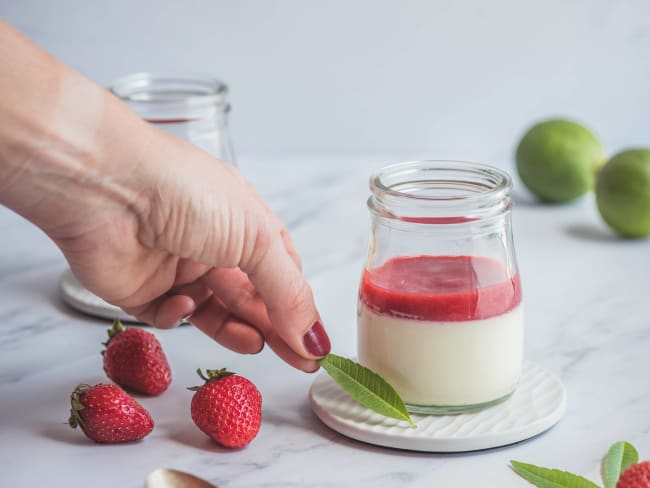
[59,269,140,323]
[310,360,566,452]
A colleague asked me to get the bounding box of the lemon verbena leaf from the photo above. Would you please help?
[318,354,415,427]
[510,461,601,488]
[603,441,639,488]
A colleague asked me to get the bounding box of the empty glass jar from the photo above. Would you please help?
[109,72,235,164]
[60,73,236,323]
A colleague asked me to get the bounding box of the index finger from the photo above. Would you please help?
[241,227,331,365]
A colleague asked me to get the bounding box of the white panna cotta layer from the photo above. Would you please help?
[358,304,524,407]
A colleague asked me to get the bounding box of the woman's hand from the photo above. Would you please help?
[0,20,330,372]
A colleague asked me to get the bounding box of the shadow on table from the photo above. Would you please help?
[10,266,111,325]
[165,399,335,453]
[36,375,108,446]
[298,394,557,458]
[563,223,621,242]
[40,422,95,446]
[166,420,242,453]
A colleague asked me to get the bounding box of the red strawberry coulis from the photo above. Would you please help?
[359,255,522,321]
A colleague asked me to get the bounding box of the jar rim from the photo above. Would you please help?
[370,160,512,202]
[368,160,513,222]
[109,72,228,105]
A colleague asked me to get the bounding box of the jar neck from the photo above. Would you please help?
[109,72,229,124]
[368,161,513,225]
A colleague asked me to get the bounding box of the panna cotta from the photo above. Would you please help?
[358,255,523,410]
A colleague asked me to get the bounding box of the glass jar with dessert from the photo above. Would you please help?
[358,160,523,415]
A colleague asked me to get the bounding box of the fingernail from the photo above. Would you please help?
[303,320,331,357]
[174,313,193,328]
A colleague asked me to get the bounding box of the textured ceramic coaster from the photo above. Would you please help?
[310,360,566,452]
[59,269,141,323]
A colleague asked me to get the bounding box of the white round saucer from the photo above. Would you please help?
[59,269,140,323]
[310,360,566,452]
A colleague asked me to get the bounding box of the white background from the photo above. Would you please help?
[2,0,649,160]
[2,3,650,486]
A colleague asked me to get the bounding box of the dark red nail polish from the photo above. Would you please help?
[303,320,331,357]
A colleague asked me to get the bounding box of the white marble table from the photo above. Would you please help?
[1,155,649,487]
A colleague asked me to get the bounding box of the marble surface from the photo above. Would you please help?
[1,155,649,487]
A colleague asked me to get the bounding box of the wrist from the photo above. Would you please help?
[0,65,153,235]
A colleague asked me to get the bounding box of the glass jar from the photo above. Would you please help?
[60,73,236,324]
[109,72,235,164]
[357,160,524,415]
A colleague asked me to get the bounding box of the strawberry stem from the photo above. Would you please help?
[101,319,125,351]
[187,368,235,391]
[107,319,125,341]
[196,368,211,383]
[68,383,91,429]
[205,368,235,380]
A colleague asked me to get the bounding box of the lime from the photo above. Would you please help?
[515,119,605,203]
[595,149,650,237]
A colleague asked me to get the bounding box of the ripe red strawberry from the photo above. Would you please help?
[68,383,154,443]
[189,368,262,448]
[617,461,650,488]
[102,319,171,395]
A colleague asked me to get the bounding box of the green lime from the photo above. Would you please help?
[515,119,605,203]
[596,148,650,238]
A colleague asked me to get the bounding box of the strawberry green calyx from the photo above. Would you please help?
[68,383,91,429]
[106,319,125,342]
[187,368,235,391]
[198,368,236,383]
[101,319,125,354]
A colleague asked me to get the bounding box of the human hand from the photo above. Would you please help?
[58,126,330,372]
[0,23,330,371]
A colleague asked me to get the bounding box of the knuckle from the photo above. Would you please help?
[229,283,257,310]
[282,280,312,316]
[240,217,277,273]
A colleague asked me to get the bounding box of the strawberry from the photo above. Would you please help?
[102,319,171,395]
[189,368,262,448]
[68,383,154,443]
[617,461,650,488]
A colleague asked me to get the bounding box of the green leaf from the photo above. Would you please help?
[602,441,639,488]
[510,461,601,488]
[318,354,415,427]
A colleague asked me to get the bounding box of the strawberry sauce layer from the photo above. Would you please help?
[360,255,521,321]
